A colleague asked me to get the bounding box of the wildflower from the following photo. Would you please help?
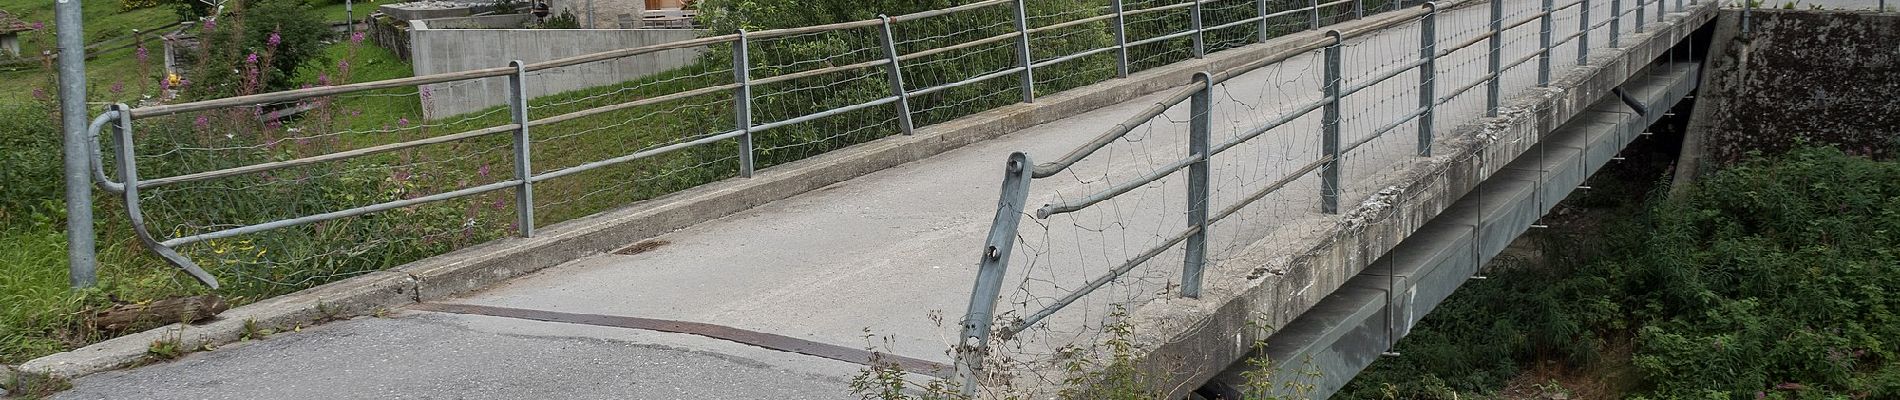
[492,197,506,210]
[478,164,490,178]
[136,47,148,62]
[267,32,281,48]
[246,53,259,64]
[337,59,350,74]
[31,22,44,31]
[351,31,366,44]
[317,73,330,86]
[194,115,210,131]
[110,81,124,93]
[397,117,410,128]
[202,19,216,31]
[32,88,47,100]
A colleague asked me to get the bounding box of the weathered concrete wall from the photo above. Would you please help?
[548,0,646,28]
[414,14,532,29]
[410,28,701,118]
[1690,10,1899,166]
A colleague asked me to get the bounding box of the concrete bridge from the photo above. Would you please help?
[34,0,1720,398]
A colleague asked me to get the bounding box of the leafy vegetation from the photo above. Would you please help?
[1343,146,1900,399]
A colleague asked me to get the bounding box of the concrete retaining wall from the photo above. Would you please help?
[414,14,533,29]
[1687,9,1898,168]
[410,28,702,118]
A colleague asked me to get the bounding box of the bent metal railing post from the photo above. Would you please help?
[880,16,915,135]
[1321,30,1343,214]
[507,60,537,237]
[1419,2,1438,157]
[955,152,1034,394]
[1182,71,1214,298]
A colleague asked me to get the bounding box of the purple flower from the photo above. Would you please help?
[159,77,171,90]
[136,47,148,62]
[317,73,330,86]
[491,197,506,210]
[397,117,410,128]
[110,81,124,93]
[195,115,210,131]
[267,32,281,48]
[350,32,366,44]
[337,59,350,74]
[31,22,44,31]
[477,164,490,178]
[202,19,216,31]
[32,88,47,100]
[245,53,259,64]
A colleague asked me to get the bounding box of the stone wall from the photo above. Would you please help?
[1691,10,1899,166]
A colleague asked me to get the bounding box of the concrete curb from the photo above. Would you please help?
[18,18,1351,381]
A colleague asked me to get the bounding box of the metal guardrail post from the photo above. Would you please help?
[955,152,1034,395]
[57,0,96,288]
[1612,0,1622,46]
[1579,0,1591,65]
[1013,0,1036,103]
[1321,31,1342,214]
[1182,72,1212,298]
[1258,0,1271,43]
[735,30,756,177]
[878,16,916,136]
[1637,0,1646,32]
[1419,2,1437,157]
[1741,0,1749,35]
[1656,0,1664,25]
[1486,0,1502,117]
[1192,0,1207,58]
[1538,0,1553,86]
[507,60,536,238]
[1113,0,1131,77]
[1311,0,1323,29]
[1356,0,1366,19]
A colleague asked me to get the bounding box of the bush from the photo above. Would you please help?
[0,103,62,222]
[188,0,334,96]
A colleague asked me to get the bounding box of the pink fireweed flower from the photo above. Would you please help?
[397,117,410,128]
[350,32,366,44]
[337,59,350,74]
[477,164,490,178]
[492,197,506,210]
[194,115,210,131]
[136,47,148,62]
[110,81,124,93]
[267,32,281,48]
[31,22,44,31]
[202,19,215,31]
[159,77,171,90]
[317,73,330,86]
[245,53,259,64]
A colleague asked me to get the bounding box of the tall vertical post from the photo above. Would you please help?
[507,60,535,238]
[347,0,355,35]
[1321,31,1342,214]
[1356,0,1365,19]
[1257,0,1271,43]
[1578,0,1590,66]
[1636,0,1646,32]
[1113,0,1130,77]
[1418,3,1437,157]
[955,152,1034,396]
[1192,0,1207,58]
[57,0,95,287]
[1486,0,1502,117]
[1311,0,1323,29]
[1656,0,1663,25]
[878,16,915,136]
[587,0,595,27]
[734,31,755,177]
[1538,0,1553,86]
[1182,72,1212,298]
[1611,0,1622,46]
[1013,0,1036,103]
[1741,0,1749,34]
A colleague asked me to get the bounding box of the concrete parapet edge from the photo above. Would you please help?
[1096,4,1717,399]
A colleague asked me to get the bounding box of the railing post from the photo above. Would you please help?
[57,0,95,288]
[878,16,916,136]
[1612,0,1622,46]
[1656,0,1664,25]
[1538,0,1553,86]
[1741,0,1749,35]
[1012,0,1036,103]
[1183,72,1212,298]
[1486,0,1502,117]
[1192,0,1207,58]
[1113,0,1130,77]
[1636,0,1646,32]
[1356,0,1365,19]
[1578,0,1591,66]
[1311,0,1323,29]
[734,31,756,177]
[955,152,1034,396]
[507,60,535,238]
[1257,0,1270,43]
[1321,31,1342,214]
[1419,2,1437,157]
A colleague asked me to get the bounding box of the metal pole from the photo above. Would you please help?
[1257,0,1271,43]
[346,0,355,35]
[1741,0,1749,35]
[1578,0,1590,66]
[1538,0,1553,86]
[734,30,756,177]
[1636,0,1646,32]
[1656,0,1663,25]
[587,0,595,28]
[1419,2,1437,157]
[1192,0,1206,58]
[1182,72,1212,298]
[1311,0,1323,29]
[507,60,535,237]
[1013,0,1035,103]
[955,152,1034,395]
[1486,0,1502,117]
[878,16,915,136]
[1612,0,1622,46]
[1356,0,1365,19]
[1321,31,1342,214]
[58,0,96,288]
[1113,0,1130,77]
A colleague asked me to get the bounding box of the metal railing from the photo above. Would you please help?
[75,0,1402,290]
[955,0,1691,392]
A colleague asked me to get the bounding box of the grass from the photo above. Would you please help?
[0,0,178,54]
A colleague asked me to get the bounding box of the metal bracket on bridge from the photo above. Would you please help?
[1611,86,1650,116]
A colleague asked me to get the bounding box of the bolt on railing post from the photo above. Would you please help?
[1182,72,1213,298]
[1419,2,1437,157]
[1578,0,1591,65]
[1311,0,1323,29]
[1012,0,1035,103]
[955,152,1034,396]
[1321,31,1342,214]
[1113,0,1130,77]
[1192,0,1207,58]
[734,30,756,178]
[506,60,535,238]
[1611,0,1622,46]
[878,16,915,136]
[1486,0,1502,117]
[1257,0,1271,43]
[1538,0,1553,86]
